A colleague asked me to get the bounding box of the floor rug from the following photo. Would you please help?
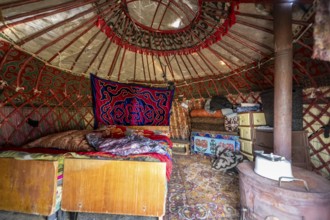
[165,154,240,220]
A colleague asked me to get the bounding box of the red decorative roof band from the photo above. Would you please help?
[95,2,238,56]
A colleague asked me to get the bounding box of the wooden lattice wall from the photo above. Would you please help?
[0,85,94,146]
[0,41,93,146]
[303,86,330,179]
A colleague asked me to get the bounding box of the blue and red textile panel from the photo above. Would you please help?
[190,131,240,155]
[90,74,174,128]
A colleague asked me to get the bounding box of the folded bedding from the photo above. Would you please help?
[190,109,223,118]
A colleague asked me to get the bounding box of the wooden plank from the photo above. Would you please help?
[61,158,167,217]
[0,158,58,216]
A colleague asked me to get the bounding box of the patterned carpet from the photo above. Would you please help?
[165,154,240,220]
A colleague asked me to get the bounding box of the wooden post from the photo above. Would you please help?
[273,3,293,160]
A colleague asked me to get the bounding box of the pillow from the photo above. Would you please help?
[126,126,170,137]
[23,130,94,152]
[98,125,170,138]
[101,125,126,138]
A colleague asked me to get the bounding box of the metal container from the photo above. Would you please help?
[254,151,293,181]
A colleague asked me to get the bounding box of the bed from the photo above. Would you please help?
[0,125,172,220]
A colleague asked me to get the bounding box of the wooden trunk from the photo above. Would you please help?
[61,158,167,217]
[0,158,58,216]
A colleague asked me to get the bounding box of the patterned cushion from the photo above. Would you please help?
[212,145,243,172]
[224,115,238,132]
[23,130,94,151]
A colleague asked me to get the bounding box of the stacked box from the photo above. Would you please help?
[172,140,190,155]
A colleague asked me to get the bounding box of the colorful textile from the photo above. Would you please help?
[86,133,172,158]
[236,105,261,113]
[224,115,238,132]
[91,74,174,128]
[193,136,236,155]
[191,131,240,154]
[211,145,244,172]
[165,155,240,219]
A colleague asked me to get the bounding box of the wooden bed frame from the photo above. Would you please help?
[62,158,167,219]
[0,126,170,219]
[0,158,59,216]
[0,157,167,219]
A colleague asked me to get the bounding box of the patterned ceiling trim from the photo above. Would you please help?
[96,1,238,56]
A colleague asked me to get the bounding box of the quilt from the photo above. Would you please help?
[91,74,174,128]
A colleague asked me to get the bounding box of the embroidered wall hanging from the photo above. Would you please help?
[91,74,174,128]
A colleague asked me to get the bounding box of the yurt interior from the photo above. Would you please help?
[0,0,329,219]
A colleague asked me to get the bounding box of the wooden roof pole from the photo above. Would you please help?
[220,41,257,62]
[164,56,177,82]
[140,53,147,81]
[83,36,108,74]
[293,60,317,87]
[273,2,293,160]
[145,54,152,81]
[236,19,273,34]
[196,51,217,76]
[217,42,249,64]
[173,55,188,81]
[0,0,43,9]
[133,53,137,81]
[236,11,310,26]
[151,55,158,82]
[207,47,253,90]
[16,1,111,46]
[189,54,212,77]
[230,30,273,52]
[69,27,106,71]
[117,49,127,81]
[149,0,161,28]
[227,33,268,57]
[181,55,200,78]
[0,0,98,32]
[178,55,199,78]
[107,45,122,78]
[94,41,111,76]
[142,54,152,81]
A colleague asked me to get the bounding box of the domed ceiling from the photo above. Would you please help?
[0,0,328,98]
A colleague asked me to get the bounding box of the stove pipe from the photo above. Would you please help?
[273,2,293,160]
